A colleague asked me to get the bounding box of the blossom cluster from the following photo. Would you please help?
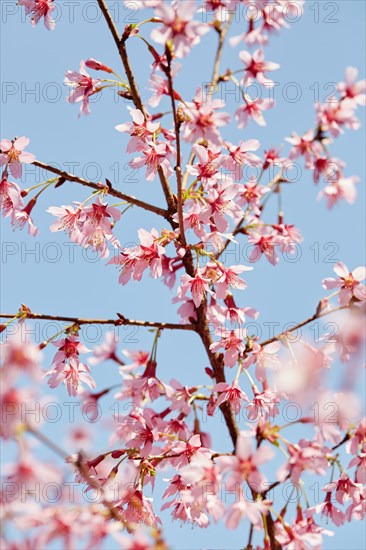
[2,1,365,549]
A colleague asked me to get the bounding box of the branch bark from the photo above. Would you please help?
[97,0,176,214]
[0,311,196,331]
[33,160,168,218]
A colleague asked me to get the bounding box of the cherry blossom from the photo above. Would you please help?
[318,175,359,209]
[247,226,280,265]
[64,61,101,116]
[0,137,35,178]
[212,380,248,414]
[322,262,366,306]
[240,49,280,88]
[182,88,230,146]
[0,173,23,218]
[178,268,213,308]
[46,336,94,396]
[150,1,209,58]
[129,141,174,181]
[2,3,365,549]
[338,66,366,106]
[217,432,274,492]
[235,94,274,128]
[1,333,41,384]
[210,328,247,367]
[109,227,166,284]
[115,107,160,153]
[18,0,56,30]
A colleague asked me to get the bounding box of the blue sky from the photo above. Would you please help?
[1,1,365,548]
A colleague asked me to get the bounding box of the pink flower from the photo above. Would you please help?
[183,88,230,146]
[47,203,85,242]
[334,473,363,505]
[18,0,56,30]
[1,334,41,384]
[246,388,280,421]
[0,174,23,218]
[0,388,38,439]
[224,140,261,179]
[217,432,274,492]
[0,137,35,178]
[311,490,345,526]
[46,336,94,397]
[348,450,366,484]
[224,496,270,529]
[150,1,209,58]
[121,488,160,527]
[213,262,253,299]
[115,107,160,153]
[316,98,360,136]
[125,408,159,457]
[121,360,169,403]
[312,155,344,185]
[286,129,317,164]
[185,144,224,185]
[79,197,121,258]
[210,328,246,367]
[64,61,101,116]
[318,175,359,209]
[109,227,166,284]
[322,262,366,306]
[235,95,274,128]
[11,199,38,236]
[347,417,366,455]
[177,200,211,237]
[278,439,329,483]
[178,268,213,308]
[122,349,150,370]
[263,147,286,170]
[212,380,248,414]
[338,66,366,106]
[273,223,303,254]
[148,70,182,107]
[89,331,123,365]
[171,434,210,467]
[129,141,173,182]
[206,179,242,232]
[247,226,280,265]
[242,340,281,382]
[237,177,269,215]
[240,49,280,88]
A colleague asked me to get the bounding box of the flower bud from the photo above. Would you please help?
[85,58,113,73]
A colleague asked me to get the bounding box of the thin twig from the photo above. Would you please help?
[97,0,175,214]
[0,311,196,331]
[165,48,187,247]
[33,160,168,218]
[259,305,348,347]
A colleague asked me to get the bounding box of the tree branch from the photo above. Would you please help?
[0,311,196,331]
[97,0,176,214]
[165,48,187,247]
[208,12,235,96]
[259,305,348,348]
[33,160,168,218]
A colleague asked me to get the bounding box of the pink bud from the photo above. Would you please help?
[85,58,113,73]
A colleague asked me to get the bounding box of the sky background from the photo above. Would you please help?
[1,1,365,548]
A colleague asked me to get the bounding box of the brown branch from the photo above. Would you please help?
[0,311,196,331]
[33,160,168,218]
[165,48,187,247]
[97,0,175,214]
[96,0,239,452]
[259,305,348,348]
[208,12,236,96]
